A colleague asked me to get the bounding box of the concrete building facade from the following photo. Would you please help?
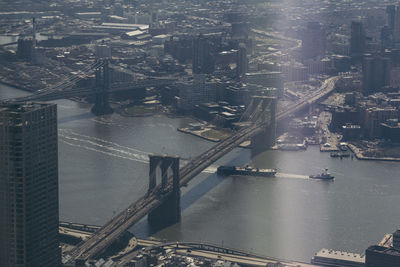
[0,103,60,267]
[350,21,365,59]
[362,56,391,95]
[301,22,326,60]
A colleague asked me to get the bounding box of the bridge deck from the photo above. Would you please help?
[66,76,338,263]
[69,121,265,261]
[10,78,175,102]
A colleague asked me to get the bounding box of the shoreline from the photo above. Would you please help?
[348,144,400,162]
[3,81,398,161]
[177,127,252,148]
[177,127,220,142]
[0,79,35,93]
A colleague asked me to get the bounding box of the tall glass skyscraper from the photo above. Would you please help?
[0,103,60,267]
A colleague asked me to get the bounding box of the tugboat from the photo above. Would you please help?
[309,168,334,180]
[217,165,277,177]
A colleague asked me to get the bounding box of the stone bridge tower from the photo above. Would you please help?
[91,60,113,115]
[147,154,181,228]
[250,96,277,152]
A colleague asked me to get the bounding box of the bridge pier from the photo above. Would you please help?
[91,60,113,116]
[147,154,181,229]
[250,96,277,152]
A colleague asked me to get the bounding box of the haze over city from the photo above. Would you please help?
[1,0,400,266]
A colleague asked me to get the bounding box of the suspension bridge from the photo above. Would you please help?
[4,60,175,115]
[64,75,338,265]
[63,95,276,266]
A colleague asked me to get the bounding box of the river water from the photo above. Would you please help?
[0,34,49,46]
[1,83,400,263]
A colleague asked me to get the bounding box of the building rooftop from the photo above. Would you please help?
[124,30,145,37]
[367,245,400,256]
[0,102,54,113]
[313,249,365,263]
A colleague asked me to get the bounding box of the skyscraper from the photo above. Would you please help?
[394,4,400,43]
[350,21,366,59]
[192,35,216,74]
[387,5,396,32]
[301,22,326,60]
[0,103,60,267]
[236,43,248,77]
[362,55,391,95]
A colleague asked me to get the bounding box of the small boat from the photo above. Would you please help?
[309,168,334,180]
[339,142,348,151]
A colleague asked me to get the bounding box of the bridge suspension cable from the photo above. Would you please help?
[44,61,103,92]
[66,99,273,263]
[8,61,105,102]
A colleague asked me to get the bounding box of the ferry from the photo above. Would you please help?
[217,165,277,177]
[309,169,334,180]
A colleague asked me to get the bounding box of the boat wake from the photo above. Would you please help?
[275,172,309,180]
[59,129,192,166]
[91,117,131,130]
[202,166,218,174]
[58,129,149,163]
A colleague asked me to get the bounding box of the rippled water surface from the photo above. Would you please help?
[2,84,400,262]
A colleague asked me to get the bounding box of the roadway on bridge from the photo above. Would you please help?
[67,76,338,263]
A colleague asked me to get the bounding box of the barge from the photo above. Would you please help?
[217,165,277,177]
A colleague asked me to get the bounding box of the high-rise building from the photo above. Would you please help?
[350,21,366,58]
[362,55,391,95]
[95,44,111,59]
[192,35,216,74]
[16,38,33,60]
[381,25,393,50]
[236,43,248,77]
[394,4,400,43]
[177,74,216,112]
[0,103,60,267]
[301,22,326,60]
[387,5,396,32]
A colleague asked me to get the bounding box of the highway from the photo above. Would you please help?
[277,76,339,121]
[118,241,319,267]
[60,223,318,267]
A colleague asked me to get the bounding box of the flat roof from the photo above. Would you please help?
[124,30,144,37]
[314,249,365,263]
[245,71,282,76]
[381,122,400,128]
[153,34,170,39]
[367,245,400,256]
[0,102,55,113]
[76,12,101,15]
[101,22,148,29]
